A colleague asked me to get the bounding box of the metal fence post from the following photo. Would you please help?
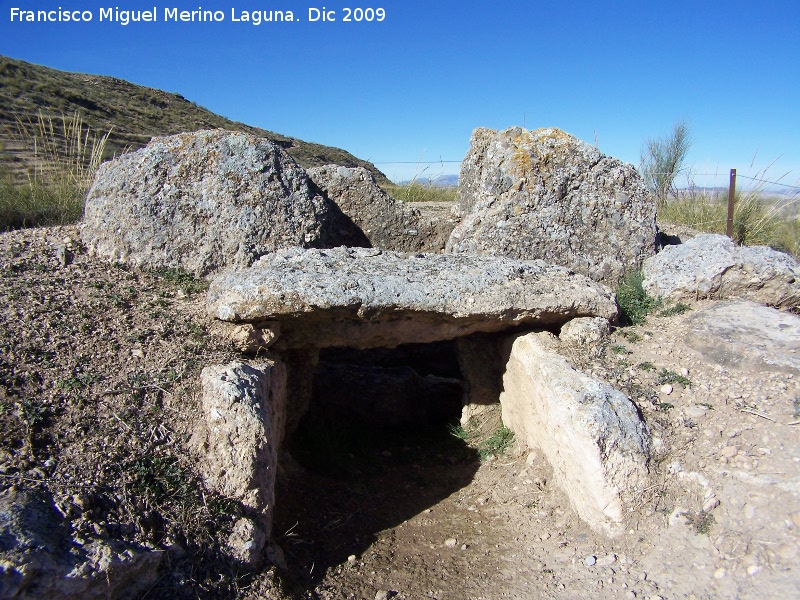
[726,168,736,240]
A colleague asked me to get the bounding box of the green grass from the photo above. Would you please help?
[477,426,515,461]
[449,419,515,462]
[1,111,110,230]
[655,368,691,387]
[660,190,799,257]
[638,361,656,372]
[616,271,659,326]
[619,330,642,343]
[657,302,691,318]
[610,344,632,355]
[383,182,457,203]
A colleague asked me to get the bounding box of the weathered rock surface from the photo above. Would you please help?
[683,300,800,374]
[207,247,619,349]
[499,332,650,535]
[82,130,334,276]
[559,316,611,350]
[308,165,454,252]
[226,517,267,569]
[642,233,800,309]
[0,490,162,599]
[197,360,286,540]
[446,127,657,284]
[312,362,463,427]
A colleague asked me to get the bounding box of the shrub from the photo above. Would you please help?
[616,271,658,326]
[1,112,111,230]
[640,121,692,207]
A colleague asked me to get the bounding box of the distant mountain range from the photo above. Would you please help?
[0,55,388,184]
[399,174,459,187]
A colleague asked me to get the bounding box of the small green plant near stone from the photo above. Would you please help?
[638,361,656,372]
[687,511,715,535]
[131,454,191,502]
[447,422,470,442]
[15,398,48,433]
[698,402,714,410]
[478,426,515,461]
[658,402,674,412]
[619,330,642,343]
[657,302,691,318]
[616,271,659,326]
[610,344,632,355]
[155,267,209,294]
[656,368,691,387]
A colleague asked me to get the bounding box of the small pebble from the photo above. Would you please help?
[714,568,726,579]
[347,554,356,563]
[686,405,708,418]
[444,538,457,548]
[702,497,720,512]
[747,565,761,576]
[596,554,616,567]
[584,555,597,566]
[660,384,673,395]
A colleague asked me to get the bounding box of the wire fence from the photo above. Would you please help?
[377,163,800,195]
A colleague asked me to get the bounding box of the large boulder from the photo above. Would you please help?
[207,246,619,349]
[0,490,162,599]
[196,360,286,546]
[446,127,657,285]
[82,130,335,276]
[308,165,454,252]
[499,332,650,535]
[642,233,800,309]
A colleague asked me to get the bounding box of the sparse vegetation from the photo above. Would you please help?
[477,425,515,461]
[660,188,798,255]
[655,368,691,388]
[616,271,659,326]
[0,56,387,188]
[449,418,515,461]
[610,344,632,355]
[657,302,691,317]
[687,510,715,535]
[638,361,656,372]
[640,121,692,207]
[619,330,642,343]
[1,112,110,230]
[383,182,457,203]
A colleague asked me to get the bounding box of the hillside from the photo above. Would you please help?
[0,56,388,184]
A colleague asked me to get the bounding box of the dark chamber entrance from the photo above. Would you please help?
[274,340,481,588]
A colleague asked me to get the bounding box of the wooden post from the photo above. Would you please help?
[726,169,736,239]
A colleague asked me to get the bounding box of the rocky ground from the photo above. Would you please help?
[2,224,799,599]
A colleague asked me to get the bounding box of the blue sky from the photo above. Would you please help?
[2,0,799,187]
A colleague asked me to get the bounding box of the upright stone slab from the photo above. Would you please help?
[500,332,650,535]
[197,360,286,548]
[82,130,332,276]
[446,127,657,285]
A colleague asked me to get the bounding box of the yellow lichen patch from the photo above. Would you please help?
[532,127,574,145]
[511,132,535,179]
